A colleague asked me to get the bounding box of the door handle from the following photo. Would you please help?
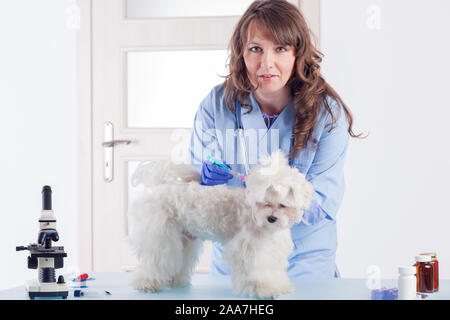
[102,140,131,148]
[103,122,132,182]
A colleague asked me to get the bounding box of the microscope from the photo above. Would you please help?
[16,186,68,299]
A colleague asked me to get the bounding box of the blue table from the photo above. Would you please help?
[0,272,448,300]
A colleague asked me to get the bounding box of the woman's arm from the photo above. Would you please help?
[301,99,350,224]
[186,90,221,173]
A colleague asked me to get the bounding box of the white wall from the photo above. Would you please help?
[321,0,450,279]
[0,0,78,289]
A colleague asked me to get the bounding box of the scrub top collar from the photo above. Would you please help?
[243,91,295,141]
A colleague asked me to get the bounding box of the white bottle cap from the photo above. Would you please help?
[415,255,432,262]
[398,266,416,275]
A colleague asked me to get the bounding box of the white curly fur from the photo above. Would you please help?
[127,150,313,298]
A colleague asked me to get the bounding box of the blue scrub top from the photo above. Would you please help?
[187,83,350,279]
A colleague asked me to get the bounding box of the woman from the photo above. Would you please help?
[187,0,361,279]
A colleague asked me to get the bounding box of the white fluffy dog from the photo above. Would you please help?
[127,150,313,298]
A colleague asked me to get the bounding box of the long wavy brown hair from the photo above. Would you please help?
[224,0,363,158]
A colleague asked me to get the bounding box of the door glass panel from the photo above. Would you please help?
[126,0,254,18]
[127,50,228,128]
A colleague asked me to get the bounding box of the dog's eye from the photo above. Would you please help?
[279,204,286,208]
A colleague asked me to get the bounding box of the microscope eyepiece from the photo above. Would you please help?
[42,185,52,210]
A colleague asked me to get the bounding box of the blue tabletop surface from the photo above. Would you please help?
[0,272,448,300]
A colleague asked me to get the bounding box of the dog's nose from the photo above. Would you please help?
[267,216,277,223]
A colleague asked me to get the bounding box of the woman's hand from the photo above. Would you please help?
[200,160,234,186]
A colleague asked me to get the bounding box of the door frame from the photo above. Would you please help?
[76,0,320,272]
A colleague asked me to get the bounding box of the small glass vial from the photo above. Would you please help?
[420,252,439,292]
[398,266,417,300]
[415,255,434,293]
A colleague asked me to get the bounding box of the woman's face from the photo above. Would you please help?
[243,20,296,96]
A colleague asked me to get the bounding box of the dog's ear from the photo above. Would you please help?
[258,150,289,176]
[289,171,314,213]
[285,188,302,224]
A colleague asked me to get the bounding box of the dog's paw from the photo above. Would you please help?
[169,275,192,288]
[130,271,165,292]
[279,282,294,295]
[238,281,294,298]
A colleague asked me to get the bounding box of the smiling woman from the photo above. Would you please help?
[187,0,363,280]
[243,20,296,116]
[224,0,362,157]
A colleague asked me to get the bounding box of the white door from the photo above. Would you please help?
[83,0,314,272]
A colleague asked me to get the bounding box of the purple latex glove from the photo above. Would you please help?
[300,199,327,225]
[200,160,234,186]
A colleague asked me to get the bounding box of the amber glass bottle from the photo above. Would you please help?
[414,255,434,293]
[420,252,439,292]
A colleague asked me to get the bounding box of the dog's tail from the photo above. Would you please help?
[131,160,201,189]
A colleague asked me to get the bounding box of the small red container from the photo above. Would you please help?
[76,273,89,281]
[420,253,439,292]
[415,255,434,293]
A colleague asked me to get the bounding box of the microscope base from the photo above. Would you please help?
[26,279,68,300]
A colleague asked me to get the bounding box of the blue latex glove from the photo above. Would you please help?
[201,160,234,186]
